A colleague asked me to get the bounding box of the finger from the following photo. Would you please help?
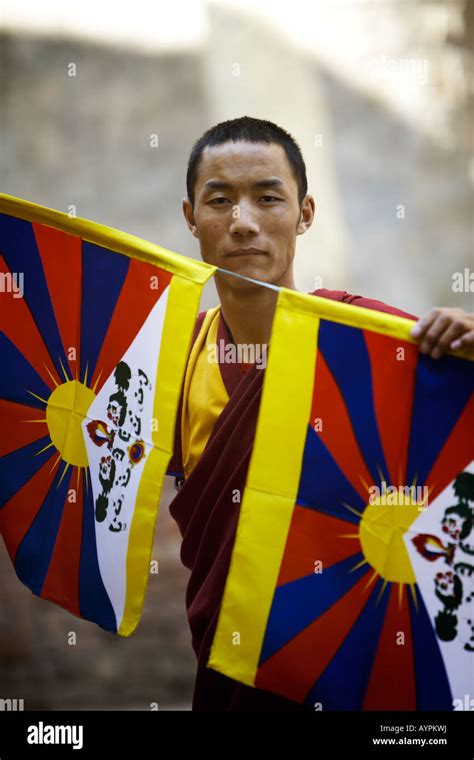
[410,309,439,339]
[429,321,466,358]
[418,313,453,355]
[450,330,474,354]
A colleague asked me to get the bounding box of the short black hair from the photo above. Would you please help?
[186,116,308,209]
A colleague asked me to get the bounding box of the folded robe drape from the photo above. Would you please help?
[168,288,418,711]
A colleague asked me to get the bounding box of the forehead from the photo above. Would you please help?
[196,141,295,187]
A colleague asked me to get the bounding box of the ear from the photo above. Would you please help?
[296,195,316,236]
[183,198,199,239]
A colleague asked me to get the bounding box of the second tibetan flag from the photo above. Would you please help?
[209,287,474,710]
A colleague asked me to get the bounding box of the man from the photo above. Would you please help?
[167,116,474,711]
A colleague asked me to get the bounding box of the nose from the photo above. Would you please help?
[228,200,260,236]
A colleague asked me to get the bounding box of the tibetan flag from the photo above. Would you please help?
[0,193,215,636]
[209,287,474,710]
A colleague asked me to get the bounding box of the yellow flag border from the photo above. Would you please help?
[208,286,472,685]
[121,277,209,635]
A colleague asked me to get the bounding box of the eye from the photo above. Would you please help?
[260,195,282,203]
[209,197,230,205]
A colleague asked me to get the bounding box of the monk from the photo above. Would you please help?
[166,116,474,711]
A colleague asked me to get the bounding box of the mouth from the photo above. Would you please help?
[226,247,268,257]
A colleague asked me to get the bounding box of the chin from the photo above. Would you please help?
[243,265,271,280]
[224,259,274,280]
[216,267,270,292]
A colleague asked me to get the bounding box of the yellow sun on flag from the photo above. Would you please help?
[340,472,435,607]
[24,360,99,488]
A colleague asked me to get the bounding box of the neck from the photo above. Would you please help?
[216,272,297,346]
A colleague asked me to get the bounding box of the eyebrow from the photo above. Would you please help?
[203,177,285,191]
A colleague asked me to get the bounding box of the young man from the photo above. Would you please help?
[167,116,474,711]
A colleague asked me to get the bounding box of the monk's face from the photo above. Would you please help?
[183,141,314,290]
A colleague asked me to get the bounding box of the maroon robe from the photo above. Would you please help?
[168,288,418,711]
